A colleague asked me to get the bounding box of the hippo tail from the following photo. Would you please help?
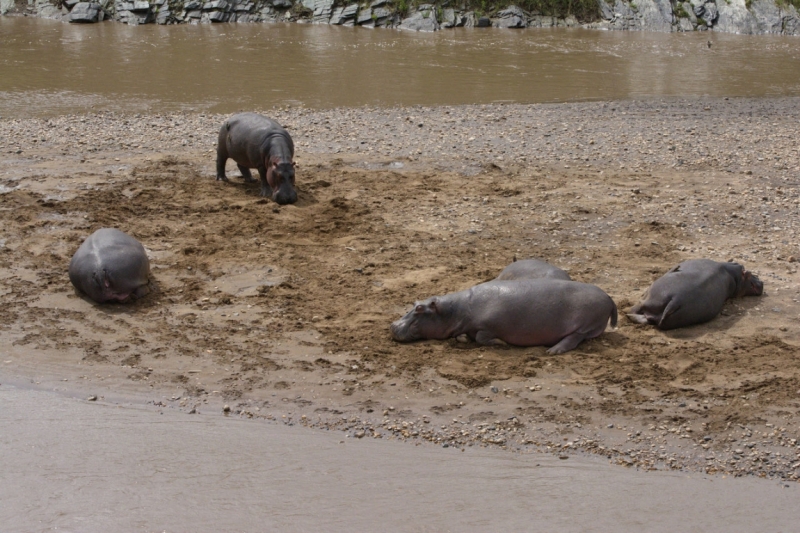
[609,301,618,329]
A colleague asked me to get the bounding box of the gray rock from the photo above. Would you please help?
[440,7,466,27]
[330,4,358,24]
[599,0,614,20]
[495,5,526,28]
[132,0,149,10]
[701,2,717,25]
[64,0,81,7]
[750,0,784,33]
[208,9,228,20]
[677,16,694,30]
[271,0,291,8]
[202,0,226,11]
[682,2,697,23]
[356,6,371,24]
[0,0,15,15]
[715,0,759,33]
[635,0,673,32]
[184,0,200,9]
[69,1,102,21]
[370,0,389,7]
[399,5,440,31]
[311,0,333,22]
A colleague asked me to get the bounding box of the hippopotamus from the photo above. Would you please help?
[627,259,763,330]
[390,279,617,354]
[216,112,298,205]
[68,228,151,304]
[495,259,571,281]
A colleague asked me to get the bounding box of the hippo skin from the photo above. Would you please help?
[627,259,763,330]
[216,112,298,205]
[495,259,571,281]
[391,279,617,354]
[68,228,151,304]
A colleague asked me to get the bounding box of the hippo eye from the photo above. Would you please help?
[414,304,424,313]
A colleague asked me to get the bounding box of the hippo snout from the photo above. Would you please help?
[390,316,418,342]
[274,187,298,205]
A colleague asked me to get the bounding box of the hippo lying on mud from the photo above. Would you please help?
[627,259,763,330]
[216,112,298,205]
[69,228,151,304]
[391,279,617,354]
[495,259,571,281]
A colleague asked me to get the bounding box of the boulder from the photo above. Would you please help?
[634,0,674,32]
[271,0,291,8]
[311,0,333,23]
[715,0,758,33]
[495,5,526,28]
[750,0,785,33]
[399,5,440,31]
[701,2,717,25]
[0,0,15,15]
[330,3,357,24]
[69,1,102,21]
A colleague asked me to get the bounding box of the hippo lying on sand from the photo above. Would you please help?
[69,228,151,304]
[627,259,763,330]
[496,259,571,281]
[391,279,617,354]
[216,112,298,205]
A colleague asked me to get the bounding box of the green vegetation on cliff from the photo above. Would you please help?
[466,0,600,19]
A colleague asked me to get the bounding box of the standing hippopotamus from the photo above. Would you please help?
[495,259,571,281]
[68,228,151,304]
[627,259,763,330]
[390,279,617,354]
[216,112,298,205]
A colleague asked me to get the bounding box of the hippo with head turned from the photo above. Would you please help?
[216,112,298,205]
[495,258,571,281]
[69,228,151,304]
[627,259,763,330]
[391,279,617,354]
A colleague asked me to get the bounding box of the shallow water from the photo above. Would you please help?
[2,17,800,117]
[1,382,799,532]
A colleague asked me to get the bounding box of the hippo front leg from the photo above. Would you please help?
[475,331,508,346]
[237,165,257,183]
[257,166,273,198]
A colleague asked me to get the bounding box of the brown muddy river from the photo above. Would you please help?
[2,17,800,117]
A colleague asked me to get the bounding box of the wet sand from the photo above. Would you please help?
[1,97,799,486]
[2,382,799,532]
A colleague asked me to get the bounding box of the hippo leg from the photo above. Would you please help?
[237,164,257,183]
[475,331,507,346]
[216,151,230,182]
[546,332,589,355]
[257,166,273,198]
[627,302,659,325]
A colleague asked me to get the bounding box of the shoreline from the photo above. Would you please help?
[1,97,800,480]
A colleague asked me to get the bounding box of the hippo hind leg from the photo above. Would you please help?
[237,164,257,183]
[475,330,507,346]
[216,150,229,182]
[546,332,589,355]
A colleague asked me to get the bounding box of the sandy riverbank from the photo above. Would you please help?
[1,97,799,479]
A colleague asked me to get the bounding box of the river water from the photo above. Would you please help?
[2,382,799,532]
[2,17,800,117]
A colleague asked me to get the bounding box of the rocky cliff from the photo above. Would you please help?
[2,0,798,35]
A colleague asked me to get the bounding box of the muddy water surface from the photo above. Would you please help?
[2,382,799,533]
[2,17,800,117]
